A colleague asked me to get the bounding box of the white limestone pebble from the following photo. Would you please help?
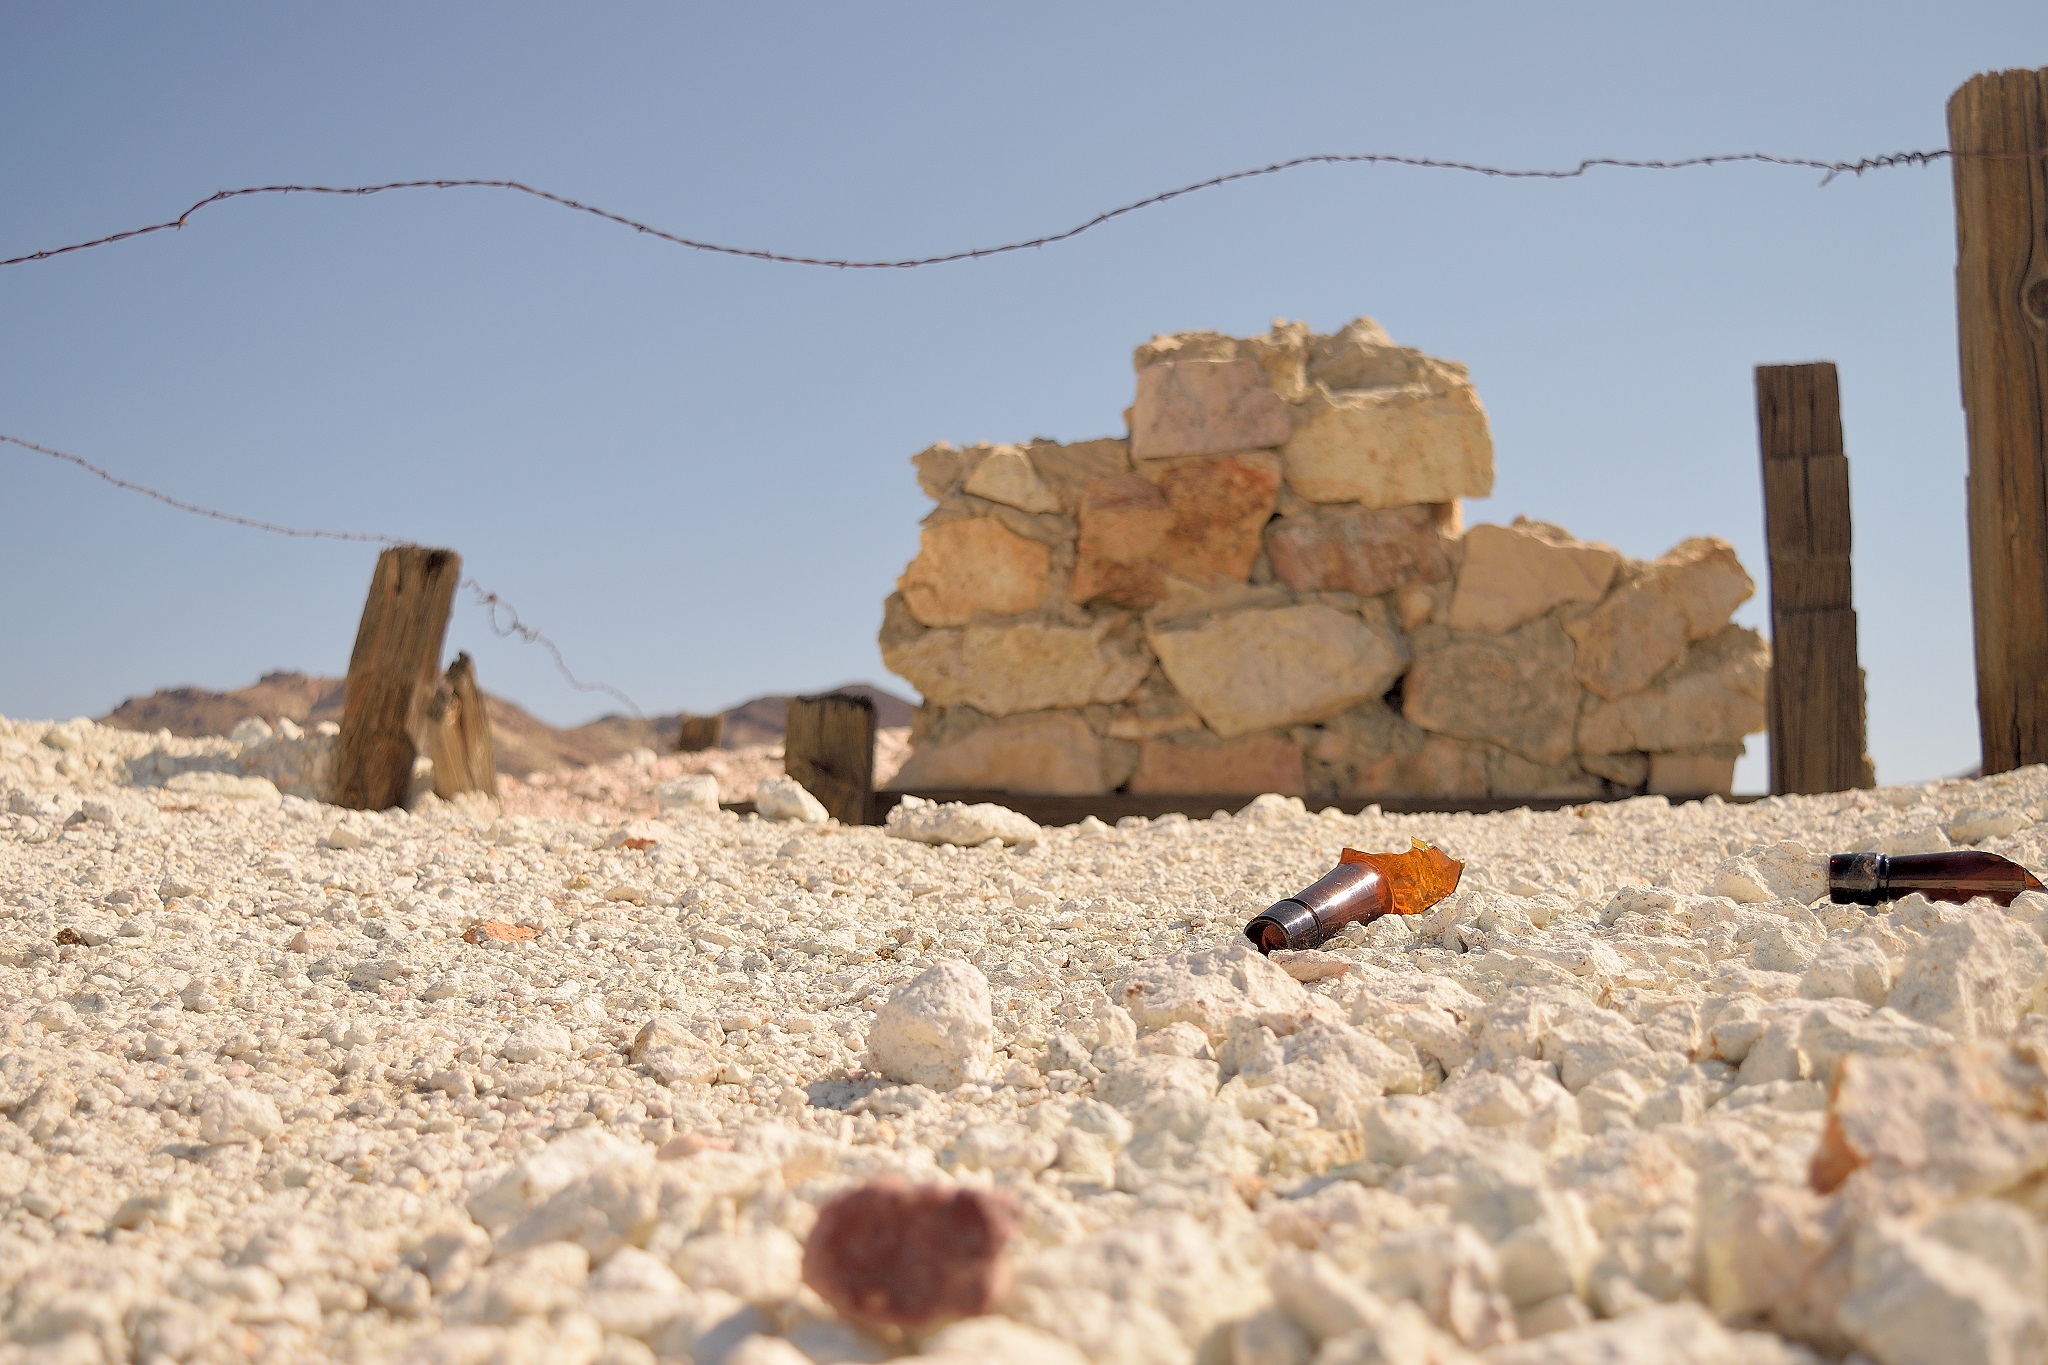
[866,959,995,1087]
[885,794,1041,847]
[755,775,829,823]
[655,773,722,814]
[5,708,2048,1365]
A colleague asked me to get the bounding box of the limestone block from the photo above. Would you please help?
[1564,581,1690,702]
[1403,619,1582,766]
[893,712,1105,795]
[897,518,1051,627]
[1305,317,1428,392]
[911,443,967,501]
[963,445,1063,514]
[1652,537,1754,639]
[1576,626,1769,755]
[1267,504,1454,598]
[1487,750,1604,801]
[1128,731,1305,796]
[1282,382,1493,507]
[1148,603,1409,739]
[1025,437,1132,514]
[1578,752,1649,788]
[1321,701,1492,800]
[1447,521,1621,634]
[1566,539,1755,701]
[882,616,1149,718]
[1130,358,1292,459]
[1070,454,1281,608]
[1648,749,1738,797]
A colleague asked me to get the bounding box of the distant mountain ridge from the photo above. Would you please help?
[98,670,915,779]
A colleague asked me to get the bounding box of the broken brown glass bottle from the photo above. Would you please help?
[1245,839,1464,953]
[1827,850,2044,908]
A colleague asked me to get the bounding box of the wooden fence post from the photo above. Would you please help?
[785,692,876,825]
[427,651,499,800]
[675,714,724,752]
[333,546,462,810]
[1756,363,1870,794]
[1951,68,2048,774]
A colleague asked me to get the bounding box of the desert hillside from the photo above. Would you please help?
[98,671,914,778]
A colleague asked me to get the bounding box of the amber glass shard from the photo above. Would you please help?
[1340,839,1463,916]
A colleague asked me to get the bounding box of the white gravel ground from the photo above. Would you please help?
[3,713,2047,1365]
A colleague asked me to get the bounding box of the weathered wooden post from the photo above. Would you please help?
[1950,68,2048,774]
[333,546,461,810]
[427,651,498,800]
[1756,362,1871,793]
[675,714,724,752]
[785,692,876,825]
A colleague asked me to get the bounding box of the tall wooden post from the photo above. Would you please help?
[1951,68,2048,774]
[333,546,461,810]
[427,651,499,800]
[785,692,876,825]
[1756,363,1870,793]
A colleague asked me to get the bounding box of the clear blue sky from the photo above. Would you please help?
[3,6,2043,790]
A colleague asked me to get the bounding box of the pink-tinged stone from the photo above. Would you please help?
[1266,505,1453,597]
[1070,454,1282,608]
[1130,358,1292,460]
[1127,731,1306,796]
[893,712,1105,795]
[801,1181,1018,1334]
[896,518,1052,627]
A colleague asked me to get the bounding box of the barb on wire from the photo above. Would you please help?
[1,431,398,543]
[0,147,1972,274]
[5,429,641,716]
[463,578,643,718]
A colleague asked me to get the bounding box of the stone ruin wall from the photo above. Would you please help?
[879,318,1769,805]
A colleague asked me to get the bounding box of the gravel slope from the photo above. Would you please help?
[3,713,2046,1365]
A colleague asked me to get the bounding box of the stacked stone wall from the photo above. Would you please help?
[881,319,1768,803]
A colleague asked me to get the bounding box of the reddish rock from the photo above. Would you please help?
[1067,473,1173,607]
[463,920,540,944]
[1266,505,1453,597]
[1070,454,1282,608]
[1130,358,1292,459]
[801,1181,1018,1334]
[1128,732,1305,796]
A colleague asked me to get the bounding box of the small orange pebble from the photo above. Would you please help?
[618,837,657,851]
[657,1132,735,1159]
[462,920,540,944]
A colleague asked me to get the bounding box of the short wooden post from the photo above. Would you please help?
[333,546,461,810]
[427,652,499,800]
[1756,363,1870,794]
[785,692,876,825]
[1951,69,2048,774]
[675,714,723,752]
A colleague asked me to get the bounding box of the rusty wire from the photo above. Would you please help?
[0,148,1975,274]
[3,430,643,716]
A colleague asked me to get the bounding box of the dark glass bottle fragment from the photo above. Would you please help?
[1827,850,2044,908]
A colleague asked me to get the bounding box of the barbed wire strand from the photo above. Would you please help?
[0,147,1980,274]
[463,579,642,717]
[2,431,643,716]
